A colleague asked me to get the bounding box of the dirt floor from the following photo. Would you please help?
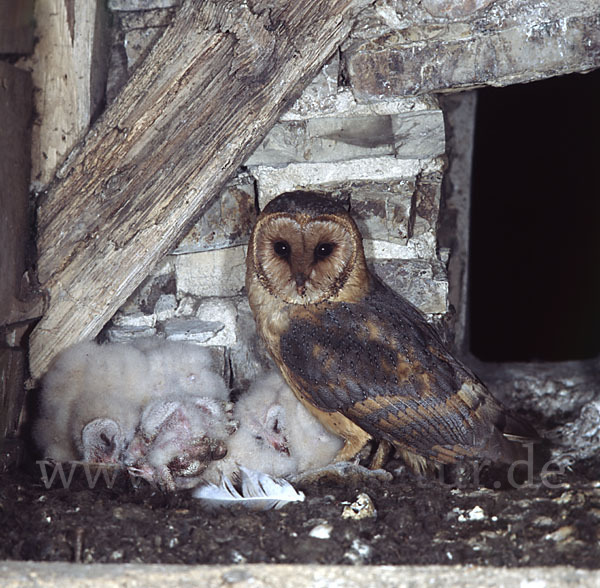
[1,452,599,568]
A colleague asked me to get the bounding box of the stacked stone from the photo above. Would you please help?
[103,8,450,387]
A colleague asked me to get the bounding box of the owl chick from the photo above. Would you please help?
[203,371,343,482]
[34,339,231,489]
[245,191,538,473]
[131,338,229,401]
[33,341,156,464]
[81,418,123,463]
[124,395,231,491]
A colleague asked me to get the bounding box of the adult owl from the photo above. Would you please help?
[245,190,536,472]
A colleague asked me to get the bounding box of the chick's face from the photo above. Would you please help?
[252,214,358,305]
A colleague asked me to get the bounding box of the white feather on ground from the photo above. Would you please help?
[193,466,305,510]
[203,371,343,482]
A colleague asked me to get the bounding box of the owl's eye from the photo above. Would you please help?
[273,240,291,259]
[314,242,335,260]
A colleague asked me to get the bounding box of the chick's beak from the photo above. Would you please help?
[270,436,290,456]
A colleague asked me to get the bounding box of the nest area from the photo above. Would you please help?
[1,454,599,567]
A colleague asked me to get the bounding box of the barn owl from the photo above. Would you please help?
[33,341,156,463]
[124,395,231,491]
[245,190,538,473]
[131,338,229,401]
[203,371,343,482]
[34,339,232,490]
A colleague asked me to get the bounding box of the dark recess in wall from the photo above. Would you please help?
[469,68,600,362]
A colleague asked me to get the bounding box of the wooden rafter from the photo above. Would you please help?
[29,0,371,380]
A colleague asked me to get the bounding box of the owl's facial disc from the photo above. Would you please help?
[255,214,357,304]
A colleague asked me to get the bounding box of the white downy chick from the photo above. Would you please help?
[34,338,231,474]
[81,418,123,463]
[203,371,343,482]
[131,339,229,402]
[124,394,231,490]
[33,341,156,463]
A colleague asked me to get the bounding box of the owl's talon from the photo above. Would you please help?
[288,461,393,486]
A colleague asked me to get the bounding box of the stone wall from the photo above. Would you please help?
[102,5,450,387]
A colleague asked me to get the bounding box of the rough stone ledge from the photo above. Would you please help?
[245,109,445,166]
[254,156,445,203]
[1,562,598,587]
[108,0,180,10]
[346,2,600,98]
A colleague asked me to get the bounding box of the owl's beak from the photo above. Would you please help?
[294,273,307,296]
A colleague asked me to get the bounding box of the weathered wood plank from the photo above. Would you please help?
[0,62,32,444]
[22,0,108,190]
[0,0,34,55]
[29,0,371,380]
[345,0,600,99]
[0,62,33,328]
[0,349,25,447]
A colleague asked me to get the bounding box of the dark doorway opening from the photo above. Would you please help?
[469,69,600,362]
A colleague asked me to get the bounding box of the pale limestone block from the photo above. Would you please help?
[421,0,496,19]
[109,0,180,10]
[174,295,197,317]
[373,259,448,315]
[283,82,439,121]
[254,156,445,205]
[173,246,246,298]
[347,0,600,98]
[364,235,437,261]
[163,318,223,344]
[154,294,177,322]
[105,325,157,342]
[392,110,445,159]
[111,311,156,328]
[245,110,444,166]
[195,298,237,347]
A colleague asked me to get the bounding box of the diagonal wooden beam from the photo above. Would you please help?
[29,0,371,381]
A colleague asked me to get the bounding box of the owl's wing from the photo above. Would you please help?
[279,277,535,465]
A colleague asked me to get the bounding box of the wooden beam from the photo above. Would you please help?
[29,0,370,380]
[0,0,34,55]
[0,62,32,443]
[24,0,108,190]
[0,62,33,327]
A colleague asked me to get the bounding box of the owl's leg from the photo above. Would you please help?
[295,400,372,462]
[393,445,429,474]
[334,442,365,462]
[370,440,392,470]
